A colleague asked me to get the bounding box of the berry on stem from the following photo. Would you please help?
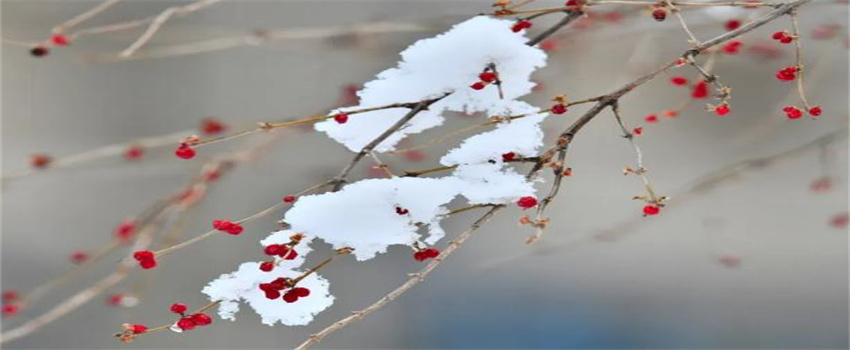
[200,117,227,135]
[643,204,661,216]
[776,66,797,81]
[133,250,157,269]
[124,145,144,161]
[259,261,275,272]
[470,82,486,90]
[30,153,52,169]
[333,113,349,124]
[283,195,297,203]
[213,219,244,235]
[501,152,516,162]
[478,72,497,83]
[517,196,538,209]
[652,8,667,22]
[714,104,731,116]
[176,317,196,331]
[670,76,688,86]
[190,313,213,326]
[115,220,136,241]
[30,46,49,57]
[808,106,822,117]
[691,81,709,99]
[644,114,659,123]
[724,19,741,31]
[511,19,533,32]
[550,104,568,114]
[51,34,70,46]
[174,143,196,159]
[170,303,188,314]
[782,105,803,119]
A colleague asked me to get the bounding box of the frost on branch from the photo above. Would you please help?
[315,16,547,152]
[202,232,333,326]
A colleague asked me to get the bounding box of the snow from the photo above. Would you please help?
[315,16,547,152]
[284,177,462,260]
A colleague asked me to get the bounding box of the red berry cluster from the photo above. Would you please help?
[133,250,157,269]
[213,219,244,235]
[259,240,300,272]
[771,30,795,44]
[470,71,499,90]
[170,303,213,331]
[29,34,71,58]
[782,105,821,119]
[517,196,538,209]
[511,19,533,33]
[776,66,798,81]
[2,291,20,317]
[413,247,440,262]
[259,277,311,303]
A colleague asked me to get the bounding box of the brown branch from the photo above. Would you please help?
[293,205,504,350]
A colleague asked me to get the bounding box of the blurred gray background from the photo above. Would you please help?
[1,0,848,349]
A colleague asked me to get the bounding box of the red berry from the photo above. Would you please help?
[395,206,409,215]
[772,31,787,40]
[478,72,497,83]
[30,153,51,169]
[177,317,196,331]
[714,104,731,116]
[291,287,311,297]
[644,114,659,123]
[124,145,144,161]
[550,104,568,114]
[131,324,148,334]
[632,127,643,135]
[517,196,538,209]
[227,224,243,235]
[470,82,486,90]
[51,34,70,46]
[30,46,49,57]
[264,244,283,256]
[643,204,660,216]
[175,143,196,159]
[190,313,213,326]
[139,259,156,269]
[107,293,124,306]
[724,19,741,31]
[279,248,298,260]
[270,277,289,290]
[115,220,136,241]
[779,36,793,44]
[424,248,440,258]
[334,113,349,124]
[670,76,688,86]
[200,117,227,135]
[511,20,532,32]
[783,105,803,119]
[260,261,275,272]
[691,81,709,99]
[133,250,156,269]
[722,41,743,54]
[501,152,516,162]
[263,289,281,300]
[830,213,848,228]
[776,67,797,81]
[282,291,299,303]
[283,195,297,203]
[213,219,242,234]
[2,304,19,317]
[70,251,89,264]
[652,8,667,22]
[170,303,188,314]
[413,250,427,262]
[2,291,19,302]
[808,106,822,117]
